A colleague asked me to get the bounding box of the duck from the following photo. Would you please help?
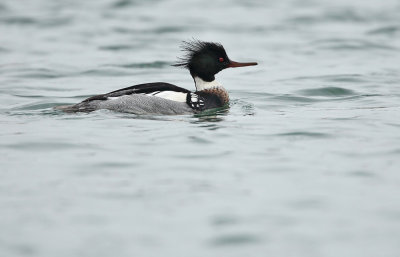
[57,40,257,115]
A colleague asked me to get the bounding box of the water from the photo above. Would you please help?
[1,0,400,256]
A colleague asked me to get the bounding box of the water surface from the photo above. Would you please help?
[1,0,400,256]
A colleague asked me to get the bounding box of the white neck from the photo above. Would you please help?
[194,77,223,91]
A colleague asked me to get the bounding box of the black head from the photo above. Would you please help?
[173,40,257,82]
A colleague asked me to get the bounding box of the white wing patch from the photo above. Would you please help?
[150,91,187,102]
[106,91,187,103]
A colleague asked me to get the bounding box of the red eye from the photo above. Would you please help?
[219,57,224,62]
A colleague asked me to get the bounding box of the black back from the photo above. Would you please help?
[82,82,190,102]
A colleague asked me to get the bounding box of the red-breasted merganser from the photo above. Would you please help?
[57,40,257,114]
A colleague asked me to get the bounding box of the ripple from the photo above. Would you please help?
[386,123,400,128]
[0,16,71,27]
[11,68,65,79]
[112,25,186,34]
[281,74,366,83]
[311,39,397,51]
[288,199,325,210]
[288,7,394,25]
[152,26,185,33]
[298,87,356,97]
[211,215,239,227]
[111,0,137,7]
[11,94,64,99]
[110,61,170,69]
[19,86,74,92]
[367,26,400,36]
[323,9,366,22]
[0,3,7,12]
[233,91,274,99]
[188,135,212,144]
[275,131,330,138]
[288,9,367,24]
[2,142,82,151]
[12,102,59,111]
[110,0,161,8]
[94,161,136,169]
[172,150,233,159]
[349,170,375,177]
[0,16,36,25]
[95,191,144,200]
[8,108,65,117]
[6,244,37,256]
[193,106,230,118]
[37,17,72,27]
[230,99,255,116]
[80,68,132,76]
[99,45,135,51]
[209,234,261,247]
[272,95,319,103]
[7,102,70,116]
[324,75,366,83]
[75,164,138,177]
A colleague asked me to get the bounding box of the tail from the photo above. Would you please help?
[54,103,95,113]
[54,104,78,113]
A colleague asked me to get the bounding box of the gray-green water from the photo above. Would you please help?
[1,0,400,256]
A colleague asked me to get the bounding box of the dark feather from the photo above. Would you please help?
[172,39,226,69]
[82,82,190,102]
